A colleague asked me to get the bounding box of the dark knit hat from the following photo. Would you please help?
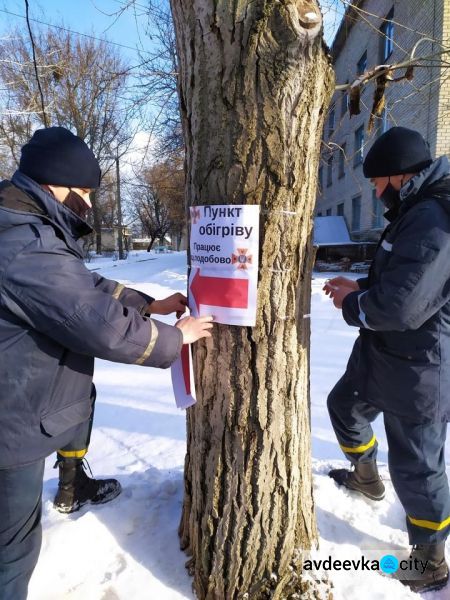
[363,127,432,178]
[19,127,101,188]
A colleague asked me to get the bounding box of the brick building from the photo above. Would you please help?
[316,0,450,241]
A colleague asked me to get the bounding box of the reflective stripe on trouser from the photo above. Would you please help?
[328,373,450,544]
[0,459,44,600]
[57,384,96,459]
[384,414,450,544]
[327,374,380,464]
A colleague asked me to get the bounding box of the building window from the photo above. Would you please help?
[327,154,333,187]
[354,126,364,167]
[337,202,344,216]
[352,196,361,231]
[357,50,367,76]
[326,208,332,216]
[380,8,394,62]
[317,211,323,216]
[372,189,384,228]
[376,105,390,138]
[338,143,346,179]
[328,105,335,138]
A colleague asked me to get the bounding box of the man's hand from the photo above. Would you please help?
[175,315,214,344]
[323,277,359,309]
[331,286,355,308]
[147,293,188,318]
[323,276,359,296]
[324,285,355,309]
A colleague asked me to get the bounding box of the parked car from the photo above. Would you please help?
[315,261,344,272]
[153,245,173,254]
[349,261,372,273]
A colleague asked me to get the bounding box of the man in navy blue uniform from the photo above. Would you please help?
[324,127,450,593]
[0,127,213,599]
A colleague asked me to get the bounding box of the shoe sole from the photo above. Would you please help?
[329,469,385,501]
[54,486,122,514]
[404,577,449,594]
[342,481,385,502]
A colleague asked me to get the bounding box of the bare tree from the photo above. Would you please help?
[0,143,14,180]
[151,157,185,249]
[170,0,334,597]
[0,26,136,251]
[128,164,176,250]
[95,173,117,229]
[138,0,183,159]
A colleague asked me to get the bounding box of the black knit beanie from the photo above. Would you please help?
[19,127,101,188]
[363,127,432,178]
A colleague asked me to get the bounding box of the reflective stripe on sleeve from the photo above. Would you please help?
[358,292,374,330]
[135,319,159,365]
[112,283,125,300]
[340,435,377,454]
[408,515,450,531]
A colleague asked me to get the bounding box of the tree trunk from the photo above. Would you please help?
[170,1,334,598]
[173,228,183,251]
[91,190,103,254]
[147,235,157,252]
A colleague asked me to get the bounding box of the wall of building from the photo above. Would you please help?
[436,0,450,156]
[317,0,447,241]
[101,227,132,252]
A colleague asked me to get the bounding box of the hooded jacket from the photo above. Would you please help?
[341,157,450,422]
[0,171,182,468]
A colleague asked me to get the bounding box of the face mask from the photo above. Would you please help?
[63,190,90,220]
[380,181,400,211]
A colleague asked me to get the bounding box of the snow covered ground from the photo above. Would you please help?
[28,251,449,600]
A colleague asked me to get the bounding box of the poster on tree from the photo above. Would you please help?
[188,204,260,327]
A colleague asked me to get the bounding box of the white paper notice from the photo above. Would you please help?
[171,345,196,409]
[189,204,260,326]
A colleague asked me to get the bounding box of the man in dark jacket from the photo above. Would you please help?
[324,127,450,594]
[0,127,213,600]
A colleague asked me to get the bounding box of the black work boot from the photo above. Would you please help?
[54,457,122,514]
[328,460,385,501]
[399,542,449,593]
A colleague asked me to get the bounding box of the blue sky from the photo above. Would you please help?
[322,0,346,46]
[0,0,155,67]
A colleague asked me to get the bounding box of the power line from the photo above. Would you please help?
[24,0,48,126]
[110,0,153,14]
[0,6,154,56]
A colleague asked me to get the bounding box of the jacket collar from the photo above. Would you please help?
[383,157,450,222]
[11,170,93,240]
[400,156,450,203]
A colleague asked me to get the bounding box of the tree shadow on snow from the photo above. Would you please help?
[316,506,405,553]
[44,466,195,599]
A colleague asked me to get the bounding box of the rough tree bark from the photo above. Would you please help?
[170,1,334,598]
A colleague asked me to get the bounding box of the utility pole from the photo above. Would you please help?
[115,153,125,260]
